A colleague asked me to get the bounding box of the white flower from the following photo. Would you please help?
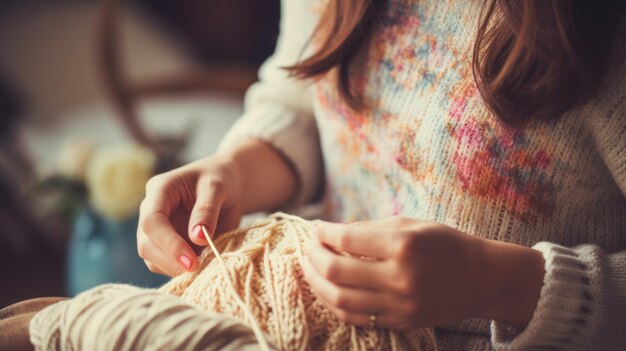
[86,143,156,221]
[57,138,97,180]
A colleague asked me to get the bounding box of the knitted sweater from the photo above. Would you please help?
[219,0,626,350]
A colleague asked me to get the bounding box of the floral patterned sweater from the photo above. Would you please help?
[219,0,626,349]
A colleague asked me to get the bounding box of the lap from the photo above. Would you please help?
[0,297,67,351]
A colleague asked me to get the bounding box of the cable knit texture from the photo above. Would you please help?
[162,213,437,351]
[219,0,626,349]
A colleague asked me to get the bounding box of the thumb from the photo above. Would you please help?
[188,180,225,246]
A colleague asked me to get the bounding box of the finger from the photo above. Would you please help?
[138,232,185,277]
[301,259,407,329]
[140,192,197,272]
[187,179,227,245]
[320,300,409,330]
[214,206,242,236]
[307,240,395,291]
[301,257,405,314]
[143,260,167,276]
[314,221,397,258]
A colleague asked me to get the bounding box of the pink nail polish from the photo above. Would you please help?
[178,255,192,270]
[192,225,203,239]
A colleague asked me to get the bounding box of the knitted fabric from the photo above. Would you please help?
[29,214,437,351]
[29,284,268,351]
[218,0,626,349]
[161,213,437,350]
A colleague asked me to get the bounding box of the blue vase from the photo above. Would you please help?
[67,207,168,296]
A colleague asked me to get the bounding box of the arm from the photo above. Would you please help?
[218,0,323,207]
[490,243,626,350]
[300,214,625,351]
[225,138,296,213]
[137,0,322,277]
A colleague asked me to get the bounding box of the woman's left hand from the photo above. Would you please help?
[300,216,545,330]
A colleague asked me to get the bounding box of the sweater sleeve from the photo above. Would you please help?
[218,0,323,205]
[491,41,626,350]
[491,244,626,350]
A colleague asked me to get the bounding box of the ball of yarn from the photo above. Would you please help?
[29,284,273,351]
[161,213,437,351]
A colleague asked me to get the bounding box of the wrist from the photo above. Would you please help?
[217,142,256,214]
[218,138,298,213]
[479,239,545,327]
[215,150,247,209]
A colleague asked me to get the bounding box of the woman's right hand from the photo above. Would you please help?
[136,153,245,277]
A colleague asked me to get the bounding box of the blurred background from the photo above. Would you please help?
[0,0,279,307]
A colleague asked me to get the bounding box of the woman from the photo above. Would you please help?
[136,0,626,349]
[0,1,614,351]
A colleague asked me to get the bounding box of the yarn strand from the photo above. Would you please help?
[201,225,271,351]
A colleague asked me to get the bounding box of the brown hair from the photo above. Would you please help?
[287,0,625,126]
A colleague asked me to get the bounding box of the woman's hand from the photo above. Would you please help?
[137,139,298,277]
[301,216,545,329]
[136,153,245,277]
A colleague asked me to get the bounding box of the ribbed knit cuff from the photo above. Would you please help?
[491,242,594,350]
[218,104,323,206]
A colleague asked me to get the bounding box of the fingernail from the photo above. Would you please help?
[192,225,204,240]
[178,255,192,271]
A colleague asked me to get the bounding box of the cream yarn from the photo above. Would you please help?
[30,213,437,350]
[29,284,270,351]
[162,213,437,350]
